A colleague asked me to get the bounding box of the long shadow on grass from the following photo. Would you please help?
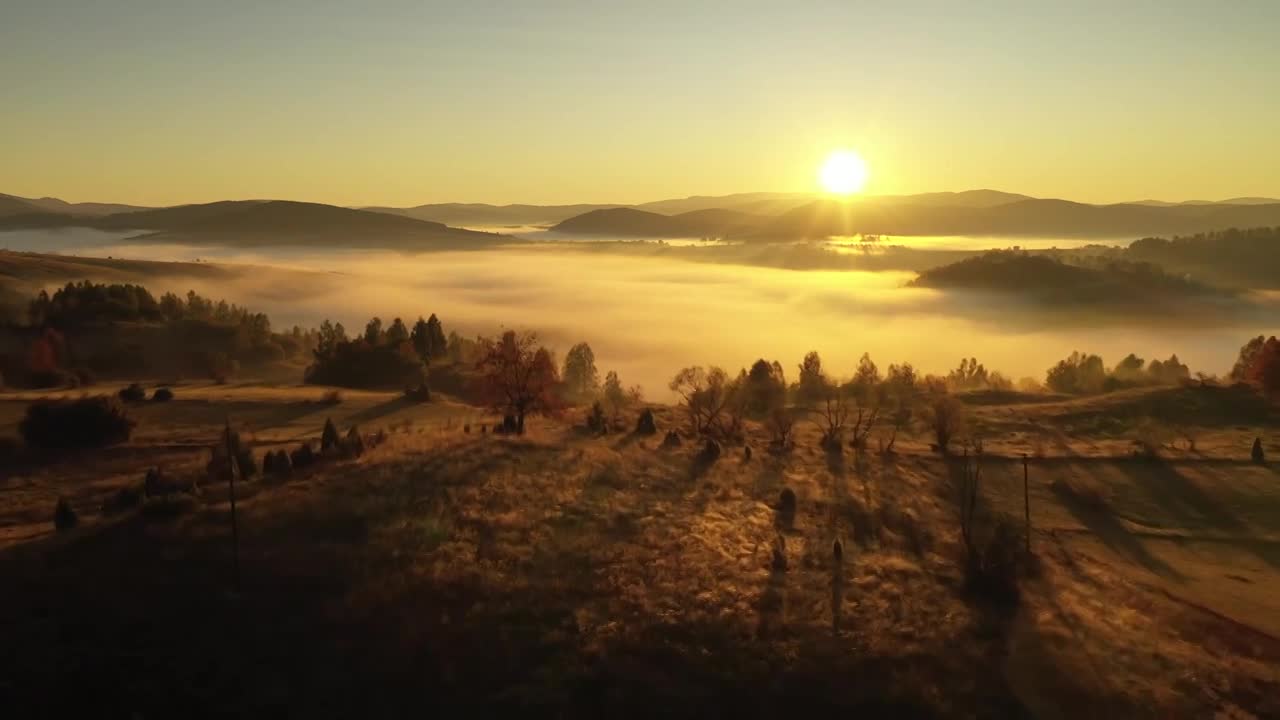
[1114,458,1280,571]
[1049,480,1185,581]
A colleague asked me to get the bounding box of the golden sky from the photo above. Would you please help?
[3,2,1277,207]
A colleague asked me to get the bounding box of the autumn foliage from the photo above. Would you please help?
[475,330,561,434]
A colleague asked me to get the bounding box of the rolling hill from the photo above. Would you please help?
[548,207,761,238]
[0,193,151,216]
[0,200,514,250]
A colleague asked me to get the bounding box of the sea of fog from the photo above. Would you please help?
[0,228,1255,397]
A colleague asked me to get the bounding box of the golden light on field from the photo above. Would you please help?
[818,150,869,195]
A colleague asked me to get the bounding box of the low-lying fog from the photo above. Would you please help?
[1,229,1263,397]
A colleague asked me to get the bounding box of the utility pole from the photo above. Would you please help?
[225,419,241,592]
[1022,453,1031,555]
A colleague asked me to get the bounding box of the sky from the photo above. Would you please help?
[2,1,1278,207]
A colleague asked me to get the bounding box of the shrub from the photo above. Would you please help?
[661,430,682,448]
[118,383,147,403]
[27,368,78,389]
[343,426,365,457]
[321,418,340,453]
[964,518,1023,605]
[1252,437,1266,464]
[20,396,135,449]
[586,401,607,434]
[403,383,430,402]
[320,389,344,405]
[73,367,95,386]
[235,448,257,479]
[635,408,657,435]
[54,497,78,531]
[290,442,316,469]
[151,387,174,402]
[926,391,965,454]
[777,487,797,528]
[273,449,293,476]
[102,485,143,514]
[697,437,721,464]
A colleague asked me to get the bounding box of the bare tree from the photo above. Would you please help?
[669,366,730,435]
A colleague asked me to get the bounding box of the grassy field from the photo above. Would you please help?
[1,382,1278,717]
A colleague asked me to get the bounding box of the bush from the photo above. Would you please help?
[635,408,657,435]
[964,518,1024,605]
[73,367,95,386]
[20,396,135,449]
[1252,437,1266,464]
[321,418,341,453]
[54,497,78,531]
[290,442,316,469]
[403,383,431,402]
[102,485,143,514]
[343,425,365,458]
[320,389,344,405]
[151,387,174,402]
[27,368,78,389]
[235,448,257,479]
[118,383,147,403]
[586,401,607,434]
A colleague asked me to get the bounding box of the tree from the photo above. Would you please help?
[1045,351,1106,395]
[1232,336,1266,382]
[743,358,786,418]
[562,342,600,399]
[411,316,431,360]
[1147,354,1190,385]
[669,366,731,435]
[1247,336,1280,397]
[850,352,881,400]
[925,387,966,454]
[426,314,447,359]
[476,330,561,434]
[795,351,825,406]
[948,357,990,391]
[602,370,641,421]
[386,317,409,345]
[364,317,383,345]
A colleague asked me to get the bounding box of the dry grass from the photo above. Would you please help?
[1,382,1278,716]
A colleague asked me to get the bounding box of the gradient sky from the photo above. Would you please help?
[3,1,1277,207]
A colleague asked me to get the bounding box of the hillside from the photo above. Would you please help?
[549,206,761,238]
[746,198,1280,240]
[0,200,514,250]
[0,193,151,216]
[909,251,1234,312]
[1,382,1278,716]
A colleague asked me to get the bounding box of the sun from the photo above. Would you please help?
[819,150,869,195]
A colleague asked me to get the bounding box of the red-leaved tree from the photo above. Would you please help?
[476,330,561,434]
[1247,336,1280,398]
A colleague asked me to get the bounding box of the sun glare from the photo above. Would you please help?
[819,150,869,195]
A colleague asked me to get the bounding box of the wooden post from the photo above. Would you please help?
[225,420,241,592]
[1022,453,1031,555]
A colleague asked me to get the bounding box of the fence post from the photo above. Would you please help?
[225,420,241,592]
[1023,453,1031,555]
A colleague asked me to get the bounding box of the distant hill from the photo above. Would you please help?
[548,207,761,238]
[0,193,152,216]
[364,202,614,227]
[910,251,1231,308]
[746,198,1280,240]
[0,195,40,217]
[0,200,514,250]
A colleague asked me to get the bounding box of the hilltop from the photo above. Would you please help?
[0,200,514,250]
[548,206,761,238]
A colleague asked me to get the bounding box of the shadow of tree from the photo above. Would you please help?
[1049,480,1185,581]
